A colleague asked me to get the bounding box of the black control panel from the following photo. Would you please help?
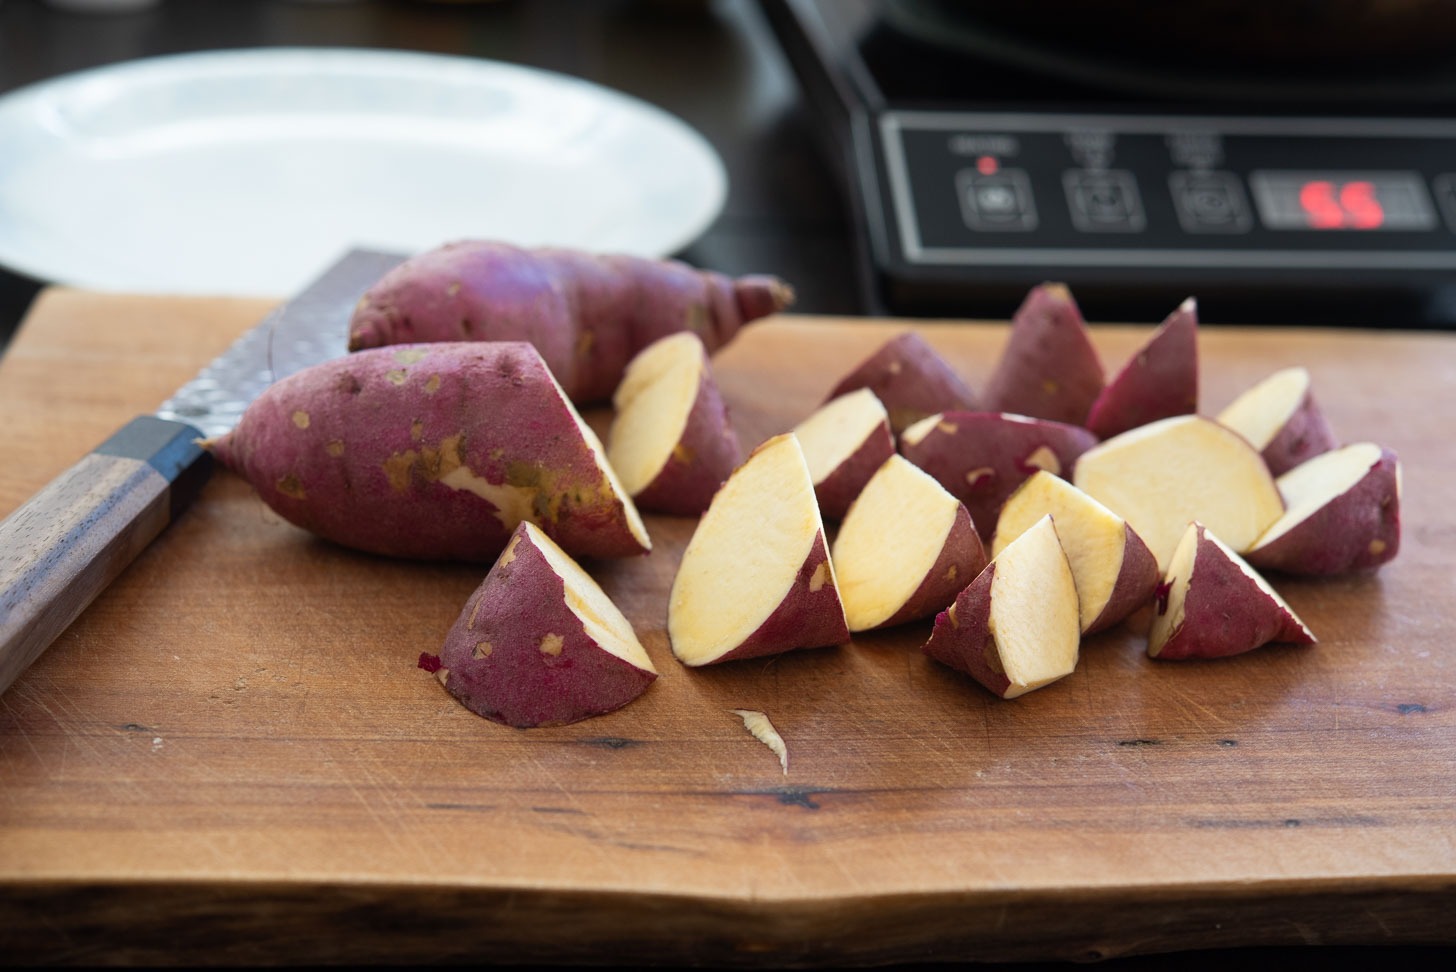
[870,112,1456,324]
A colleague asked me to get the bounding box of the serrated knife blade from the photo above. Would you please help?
[0,248,406,697]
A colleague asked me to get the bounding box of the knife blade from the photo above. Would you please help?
[0,248,406,697]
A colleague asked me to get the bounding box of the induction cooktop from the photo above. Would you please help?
[762,0,1456,327]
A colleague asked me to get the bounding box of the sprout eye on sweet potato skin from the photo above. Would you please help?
[207,341,649,563]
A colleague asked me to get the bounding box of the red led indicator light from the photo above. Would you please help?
[976,155,999,176]
[1298,179,1385,229]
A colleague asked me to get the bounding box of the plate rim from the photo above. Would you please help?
[0,46,729,294]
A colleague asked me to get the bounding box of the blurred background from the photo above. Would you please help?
[0,0,860,348]
[8,0,1456,349]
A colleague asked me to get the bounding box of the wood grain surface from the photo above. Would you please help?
[1,289,1454,966]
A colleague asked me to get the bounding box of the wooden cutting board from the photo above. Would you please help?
[1,289,1453,965]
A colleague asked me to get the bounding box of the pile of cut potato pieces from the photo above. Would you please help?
[209,243,1402,733]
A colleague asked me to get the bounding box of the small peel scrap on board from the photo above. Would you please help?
[730,709,788,774]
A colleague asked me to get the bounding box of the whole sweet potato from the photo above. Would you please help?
[207,341,651,562]
[348,240,795,403]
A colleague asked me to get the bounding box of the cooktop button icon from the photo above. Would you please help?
[956,167,1038,232]
[1171,171,1252,233]
[1064,170,1145,232]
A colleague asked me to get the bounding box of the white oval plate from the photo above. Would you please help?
[0,48,727,296]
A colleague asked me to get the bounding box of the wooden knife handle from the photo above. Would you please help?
[0,416,212,696]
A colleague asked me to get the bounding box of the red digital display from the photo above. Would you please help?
[1250,172,1435,232]
[1297,180,1383,230]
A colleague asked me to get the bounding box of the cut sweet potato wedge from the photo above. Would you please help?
[993,471,1159,635]
[826,330,978,433]
[1149,522,1316,660]
[1216,366,1338,476]
[1246,442,1402,575]
[793,388,895,520]
[1085,297,1199,440]
[1072,414,1284,570]
[668,433,849,666]
[607,332,740,516]
[833,455,986,632]
[900,410,1099,539]
[922,515,1080,699]
[981,283,1104,426]
[434,521,657,727]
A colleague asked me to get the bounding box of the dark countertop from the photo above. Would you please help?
[0,0,863,347]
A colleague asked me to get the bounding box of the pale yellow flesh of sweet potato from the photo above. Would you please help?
[1072,415,1284,570]
[988,517,1081,696]
[993,471,1157,634]
[1246,443,1402,574]
[606,332,740,517]
[528,524,656,673]
[1264,442,1392,544]
[924,516,1079,699]
[668,433,848,666]
[794,389,891,483]
[1215,366,1337,475]
[833,454,984,632]
[1216,366,1312,449]
[607,333,708,495]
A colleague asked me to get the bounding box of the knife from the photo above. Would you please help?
[0,248,406,697]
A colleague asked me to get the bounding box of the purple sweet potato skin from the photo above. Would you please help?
[900,411,1099,539]
[1152,526,1316,660]
[827,331,978,433]
[921,563,1009,697]
[348,240,794,403]
[1262,391,1339,477]
[437,525,656,728]
[982,283,1104,426]
[813,421,896,521]
[631,366,742,517]
[1246,448,1401,576]
[1085,300,1199,440]
[709,531,850,665]
[1084,523,1160,635]
[209,342,646,562]
[880,505,987,630]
